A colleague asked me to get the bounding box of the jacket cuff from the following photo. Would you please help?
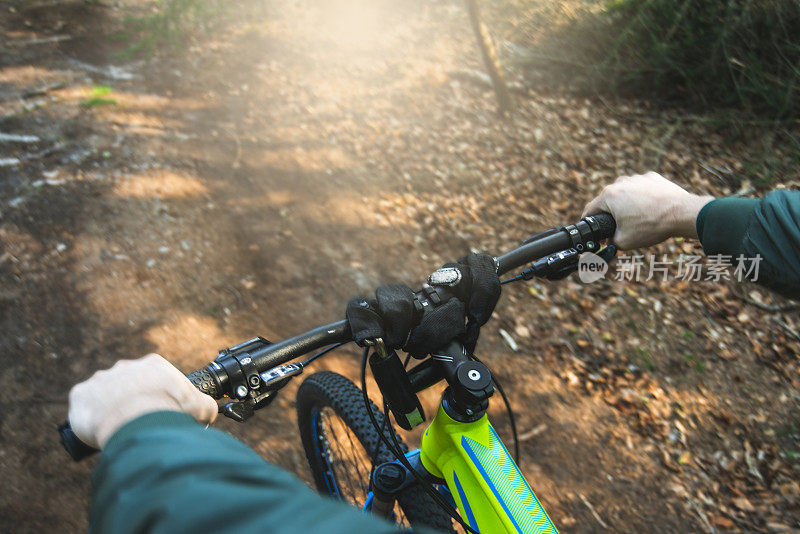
[103,411,197,454]
[696,196,760,255]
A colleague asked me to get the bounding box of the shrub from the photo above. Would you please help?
[118,0,225,59]
[600,0,800,119]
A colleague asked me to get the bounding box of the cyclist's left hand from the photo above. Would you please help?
[68,354,218,449]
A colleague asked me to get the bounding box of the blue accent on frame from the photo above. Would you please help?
[488,427,559,534]
[452,472,479,532]
[460,428,558,534]
[461,434,523,534]
[362,492,374,513]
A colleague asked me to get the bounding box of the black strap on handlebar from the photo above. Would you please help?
[458,253,501,353]
[404,298,465,356]
[347,284,419,349]
[346,253,500,356]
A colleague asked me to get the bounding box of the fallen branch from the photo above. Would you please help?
[0,141,69,170]
[17,142,67,164]
[577,492,608,529]
[11,35,72,46]
[697,161,733,182]
[22,82,66,99]
[65,58,138,81]
[775,319,800,343]
[737,289,800,313]
[224,283,243,308]
[687,498,715,534]
[518,423,547,442]
[0,133,40,143]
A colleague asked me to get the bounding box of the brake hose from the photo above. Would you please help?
[360,347,480,534]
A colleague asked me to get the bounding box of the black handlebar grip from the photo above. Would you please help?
[58,420,99,461]
[589,212,617,241]
[187,366,223,399]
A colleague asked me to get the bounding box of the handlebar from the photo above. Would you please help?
[495,212,616,274]
[59,212,615,460]
[187,321,351,400]
[191,212,615,400]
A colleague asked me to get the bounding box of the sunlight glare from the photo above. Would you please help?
[318,1,384,50]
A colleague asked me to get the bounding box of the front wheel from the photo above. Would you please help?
[296,371,455,532]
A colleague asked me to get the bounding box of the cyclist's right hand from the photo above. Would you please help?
[582,172,714,250]
[68,354,218,449]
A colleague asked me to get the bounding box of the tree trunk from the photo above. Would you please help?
[464,0,513,115]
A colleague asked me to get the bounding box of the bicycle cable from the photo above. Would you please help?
[301,342,347,367]
[360,347,479,534]
[369,353,411,478]
[305,317,518,518]
[301,316,517,528]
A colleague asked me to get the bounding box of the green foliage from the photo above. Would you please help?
[683,353,705,373]
[740,133,800,186]
[600,0,800,120]
[117,0,225,59]
[776,421,800,438]
[629,347,656,371]
[82,97,118,107]
[81,85,117,107]
[90,85,114,96]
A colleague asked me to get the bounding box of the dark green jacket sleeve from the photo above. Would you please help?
[91,412,440,534]
[696,190,800,298]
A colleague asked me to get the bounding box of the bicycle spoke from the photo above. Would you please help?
[321,409,369,505]
[315,408,414,528]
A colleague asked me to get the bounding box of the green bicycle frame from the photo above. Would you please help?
[419,403,559,533]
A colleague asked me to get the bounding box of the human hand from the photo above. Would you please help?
[68,354,218,449]
[582,172,713,250]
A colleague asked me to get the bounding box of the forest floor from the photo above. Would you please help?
[1,1,798,532]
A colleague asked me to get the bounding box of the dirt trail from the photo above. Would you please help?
[1,1,798,532]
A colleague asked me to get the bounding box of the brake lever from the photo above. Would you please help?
[518,245,617,282]
[220,362,304,422]
[221,392,278,422]
[544,245,617,281]
[544,262,579,281]
[533,248,581,280]
[596,244,618,264]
